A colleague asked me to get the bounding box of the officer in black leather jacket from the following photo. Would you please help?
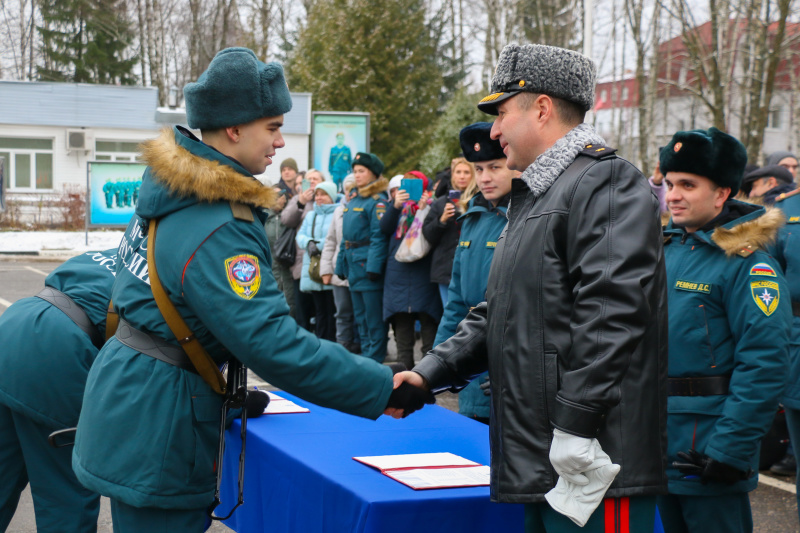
[388,43,668,532]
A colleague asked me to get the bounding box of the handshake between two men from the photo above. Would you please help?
[384,369,620,528]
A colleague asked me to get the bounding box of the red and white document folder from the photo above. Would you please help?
[353,452,490,490]
[263,391,310,414]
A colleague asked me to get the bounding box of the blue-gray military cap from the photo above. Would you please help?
[478,43,597,115]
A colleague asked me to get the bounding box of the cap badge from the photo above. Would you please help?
[519,80,525,87]
[474,143,481,152]
[355,154,361,159]
[674,142,683,153]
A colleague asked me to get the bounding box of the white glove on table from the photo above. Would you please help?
[546,435,620,527]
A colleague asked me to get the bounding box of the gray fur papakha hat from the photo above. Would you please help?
[184,47,292,130]
[478,43,597,115]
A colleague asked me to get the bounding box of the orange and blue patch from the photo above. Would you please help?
[225,254,261,300]
[750,263,776,277]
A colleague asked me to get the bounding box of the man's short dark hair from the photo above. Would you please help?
[516,92,586,127]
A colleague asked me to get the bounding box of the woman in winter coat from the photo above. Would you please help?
[423,157,476,306]
[335,152,391,363]
[296,181,339,341]
[281,169,325,330]
[380,171,443,370]
[321,174,361,353]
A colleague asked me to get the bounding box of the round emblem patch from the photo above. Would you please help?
[474,143,481,152]
[224,254,261,300]
[674,142,683,153]
[519,80,525,87]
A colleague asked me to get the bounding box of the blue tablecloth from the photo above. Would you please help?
[219,392,524,533]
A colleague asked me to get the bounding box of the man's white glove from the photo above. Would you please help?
[549,429,596,485]
[545,439,621,527]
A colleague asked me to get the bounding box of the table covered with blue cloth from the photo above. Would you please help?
[219,391,524,533]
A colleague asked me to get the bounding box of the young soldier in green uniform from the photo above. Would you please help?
[335,152,390,363]
[433,122,515,424]
[72,48,431,532]
[768,186,800,520]
[658,128,792,532]
[0,249,117,532]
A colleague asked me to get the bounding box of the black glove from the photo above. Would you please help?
[244,390,270,418]
[367,272,380,282]
[673,449,753,485]
[387,362,408,374]
[386,383,435,418]
[307,241,321,256]
[480,376,491,396]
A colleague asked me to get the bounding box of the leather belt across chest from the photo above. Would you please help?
[792,301,800,317]
[115,319,199,374]
[667,375,731,396]
[345,240,370,249]
[36,287,104,349]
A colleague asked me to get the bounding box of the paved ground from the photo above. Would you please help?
[1,257,798,532]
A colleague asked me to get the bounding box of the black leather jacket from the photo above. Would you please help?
[415,151,668,503]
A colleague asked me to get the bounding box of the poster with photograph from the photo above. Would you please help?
[87,161,147,227]
[312,112,370,189]
[0,156,5,212]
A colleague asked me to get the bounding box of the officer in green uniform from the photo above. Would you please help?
[658,128,792,533]
[0,249,117,532]
[103,180,114,208]
[433,122,515,424]
[71,48,432,532]
[769,186,800,519]
[335,152,390,363]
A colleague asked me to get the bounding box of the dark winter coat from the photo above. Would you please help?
[423,195,463,285]
[415,148,668,503]
[379,201,443,322]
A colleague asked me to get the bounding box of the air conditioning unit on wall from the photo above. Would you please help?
[66,129,93,153]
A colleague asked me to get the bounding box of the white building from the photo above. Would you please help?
[0,81,311,224]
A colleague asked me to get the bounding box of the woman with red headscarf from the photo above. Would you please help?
[379,171,443,370]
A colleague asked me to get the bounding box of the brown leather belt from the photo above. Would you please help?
[668,375,731,396]
[345,240,370,249]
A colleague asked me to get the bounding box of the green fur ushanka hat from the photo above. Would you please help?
[660,127,747,196]
[184,47,293,130]
[352,152,384,178]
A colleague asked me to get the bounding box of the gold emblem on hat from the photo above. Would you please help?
[519,80,525,87]
[356,154,361,159]
[674,142,682,153]
[474,143,481,152]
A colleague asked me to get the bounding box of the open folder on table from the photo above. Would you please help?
[263,391,310,414]
[353,452,490,490]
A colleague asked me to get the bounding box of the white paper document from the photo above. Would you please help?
[262,392,310,414]
[353,452,489,490]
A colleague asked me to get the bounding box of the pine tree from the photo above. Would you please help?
[287,0,445,174]
[38,0,137,84]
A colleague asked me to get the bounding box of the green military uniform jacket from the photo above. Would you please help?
[664,200,791,495]
[334,179,389,292]
[73,126,393,510]
[433,193,508,420]
[770,189,800,408]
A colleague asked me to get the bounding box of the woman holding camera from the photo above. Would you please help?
[423,157,476,306]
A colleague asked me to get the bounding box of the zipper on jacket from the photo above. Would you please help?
[698,304,716,368]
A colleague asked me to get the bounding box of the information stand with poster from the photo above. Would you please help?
[0,156,5,212]
[86,161,147,229]
[311,112,370,190]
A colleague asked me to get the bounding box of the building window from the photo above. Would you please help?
[767,107,783,130]
[0,137,54,191]
[95,140,143,162]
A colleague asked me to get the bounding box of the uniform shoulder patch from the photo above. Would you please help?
[225,254,261,300]
[580,144,618,159]
[376,202,386,220]
[751,279,780,316]
[736,244,756,258]
[750,262,777,277]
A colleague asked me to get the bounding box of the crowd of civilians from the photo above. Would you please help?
[263,156,475,368]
